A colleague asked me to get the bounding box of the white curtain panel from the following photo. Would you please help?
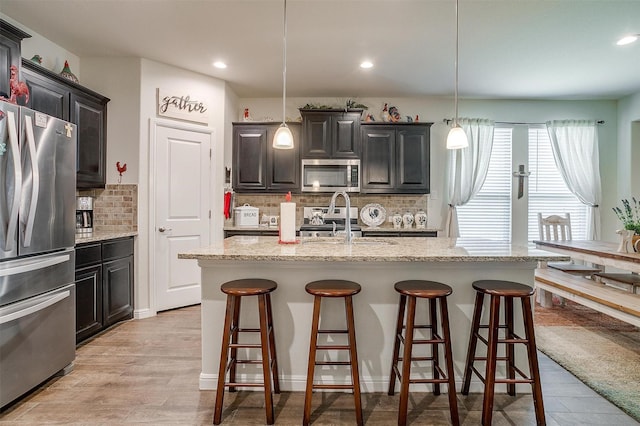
[546,120,602,240]
[446,118,495,237]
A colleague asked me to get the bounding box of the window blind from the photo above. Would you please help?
[457,128,512,240]
[527,127,588,241]
[456,126,587,241]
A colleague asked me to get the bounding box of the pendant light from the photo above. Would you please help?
[446,0,468,149]
[273,0,294,149]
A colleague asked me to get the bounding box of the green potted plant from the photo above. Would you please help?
[613,198,640,252]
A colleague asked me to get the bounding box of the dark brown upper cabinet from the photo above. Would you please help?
[300,109,362,159]
[21,59,109,189]
[232,122,301,193]
[361,123,431,194]
[0,19,30,100]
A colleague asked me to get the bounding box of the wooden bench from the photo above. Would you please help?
[535,267,640,328]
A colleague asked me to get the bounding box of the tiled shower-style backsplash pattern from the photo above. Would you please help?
[231,193,429,228]
[77,184,138,232]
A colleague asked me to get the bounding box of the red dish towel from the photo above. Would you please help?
[223,191,232,219]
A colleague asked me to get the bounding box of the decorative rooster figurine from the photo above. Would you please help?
[382,103,390,122]
[116,161,127,183]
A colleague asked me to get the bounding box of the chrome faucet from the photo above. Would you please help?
[328,190,352,243]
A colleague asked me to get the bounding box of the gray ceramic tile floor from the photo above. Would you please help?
[0,304,638,425]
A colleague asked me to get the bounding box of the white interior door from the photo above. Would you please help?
[153,122,212,311]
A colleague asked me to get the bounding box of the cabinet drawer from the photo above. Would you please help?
[102,238,134,262]
[75,243,102,268]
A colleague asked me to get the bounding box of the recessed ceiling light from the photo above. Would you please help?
[616,34,639,46]
[360,61,373,69]
[213,61,227,69]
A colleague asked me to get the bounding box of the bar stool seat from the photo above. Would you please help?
[389,280,459,426]
[461,280,545,426]
[214,279,280,425]
[303,280,363,426]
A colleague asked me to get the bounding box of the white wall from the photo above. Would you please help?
[136,59,227,316]
[617,92,640,196]
[238,96,620,240]
[81,57,142,184]
[2,14,80,79]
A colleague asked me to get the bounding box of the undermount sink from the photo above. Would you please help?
[301,237,397,246]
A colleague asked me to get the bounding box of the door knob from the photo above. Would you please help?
[158,227,172,232]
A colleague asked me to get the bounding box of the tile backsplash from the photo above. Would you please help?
[231,193,428,228]
[77,184,137,232]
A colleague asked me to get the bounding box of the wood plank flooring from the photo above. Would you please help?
[0,304,637,425]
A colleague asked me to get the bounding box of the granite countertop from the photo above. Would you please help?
[75,231,138,244]
[357,227,440,233]
[222,225,440,233]
[179,236,569,263]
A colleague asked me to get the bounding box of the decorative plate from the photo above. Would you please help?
[360,203,386,228]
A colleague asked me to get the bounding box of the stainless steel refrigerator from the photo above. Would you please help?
[0,100,76,408]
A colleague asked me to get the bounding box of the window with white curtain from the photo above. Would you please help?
[527,127,588,241]
[457,127,512,240]
[456,126,588,241]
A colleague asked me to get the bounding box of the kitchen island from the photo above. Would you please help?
[179,236,568,393]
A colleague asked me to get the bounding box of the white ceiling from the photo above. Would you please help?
[2,0,639,100]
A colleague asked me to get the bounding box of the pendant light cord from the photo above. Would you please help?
[281,0,287,126]
[454,0,459,127]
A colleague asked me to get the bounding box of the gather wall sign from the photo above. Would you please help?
[157,88,209,125]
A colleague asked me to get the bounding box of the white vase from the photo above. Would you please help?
[414,211,427,229]
[616,229,635,253]
[402,212,414,229]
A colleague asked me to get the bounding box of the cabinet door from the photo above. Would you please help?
[0,37,18,99]
[71,91,108,188]
[396,126,430,193]
[75,264,103,343]
[267,124,300,191]
[0,23,27,100]
[361,126,395,192]
[302,112,331,158]
[103,256,134,327]
[332,112,361,158]
[233,126,267,191]
[21,68,70,120]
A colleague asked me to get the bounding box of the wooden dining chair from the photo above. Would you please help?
[537,213,601,275]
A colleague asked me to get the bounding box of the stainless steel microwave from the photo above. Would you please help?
[301,159,360,193]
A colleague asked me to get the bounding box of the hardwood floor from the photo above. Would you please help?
[0,304,637,425]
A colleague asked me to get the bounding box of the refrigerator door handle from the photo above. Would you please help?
[0,252,70,277]
[5,111,22,252]
[22,115,40,247]
[0,289,70,325]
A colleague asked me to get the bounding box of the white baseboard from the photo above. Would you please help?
[134,308,155,320]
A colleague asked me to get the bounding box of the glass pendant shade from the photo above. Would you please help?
[273,123,294,149]
[446,125,468,149]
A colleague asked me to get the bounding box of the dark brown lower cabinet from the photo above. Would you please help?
[75,237,134,343]
[75,264,103,343]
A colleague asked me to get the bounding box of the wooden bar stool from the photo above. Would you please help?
[213,279,280,425]
[461,280,545,426]
[388,280,459,426]
[303,280,363,426]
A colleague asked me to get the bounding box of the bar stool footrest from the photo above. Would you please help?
[316,361,351,366]
[312,384,355,390]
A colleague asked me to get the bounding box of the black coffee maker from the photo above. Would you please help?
[76,196,93,234]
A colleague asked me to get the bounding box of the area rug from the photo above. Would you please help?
[534,302,640,422]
